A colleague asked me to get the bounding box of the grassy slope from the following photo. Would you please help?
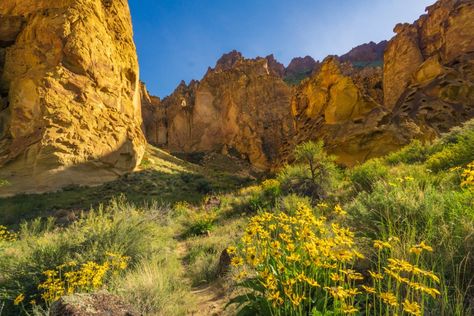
[1,121,473,315]
[0,145,253,227]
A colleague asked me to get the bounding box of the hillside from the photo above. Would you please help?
[0,119,473,315]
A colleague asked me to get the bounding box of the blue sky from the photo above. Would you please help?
[129,0,433,97]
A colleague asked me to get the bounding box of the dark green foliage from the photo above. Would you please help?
[278,141,339,200]
[426,127,474,171]
[350,158,388,191]
[386,140,431,165]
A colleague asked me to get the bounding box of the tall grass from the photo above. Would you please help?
[0,197,188,315]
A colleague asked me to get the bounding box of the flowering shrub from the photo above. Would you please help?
[37,252,129,305]
[0,225,17,243]
[228,203,442,315]
[186,211,217,236]
[461,162,474,189]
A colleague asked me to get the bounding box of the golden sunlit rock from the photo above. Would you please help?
[0,0,146,195]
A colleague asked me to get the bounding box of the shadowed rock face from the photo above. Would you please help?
[143,0,473,169]
[158,55,294,169]
[141,82,165,145]
[339,41,387,67]
[384,0,474,109]
[0,0,146,196]
[288,57,410,167]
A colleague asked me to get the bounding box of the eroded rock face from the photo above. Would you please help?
[384,0,474,109]
[140,82,165,145]
[0,0,145,195]
[158,54,294,169]
[143,0,474,169]
[289,57,408,166]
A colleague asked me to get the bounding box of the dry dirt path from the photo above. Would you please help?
[175,241,232,316]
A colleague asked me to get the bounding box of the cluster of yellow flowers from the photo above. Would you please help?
[461,162,474,189]
[0,225,17,243]
[388,176,415,187]
[367,239,440,316]
[230,203,364,314]
[229,203,442,315]
[37,252,129,304]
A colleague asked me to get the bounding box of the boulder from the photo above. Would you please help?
[50,292,137,316]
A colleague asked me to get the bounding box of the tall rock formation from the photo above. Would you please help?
[157,53,294,169]
[289,57,420,166]
[0,0,146,195]
[143,0,474,169]
[384,0,474,109]
[141,82,165,145]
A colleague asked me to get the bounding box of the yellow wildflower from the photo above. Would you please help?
[267,291,284,306]
[403,299,421,316]
[334,204,347,216]
[231,256,243,267]
[373,240,391,250]
[368,270,384,280]
[379,292,398,307]
[226,246,237,255]
[361,285,376,294]
[14,293,25,305]
[341,304,359,314]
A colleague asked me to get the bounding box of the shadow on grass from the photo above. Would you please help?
[0,169,252,228]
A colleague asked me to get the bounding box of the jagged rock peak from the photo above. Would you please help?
[264,54,285,77]
[339,40,388,65]
[285,56,318,74]
[384,0,474,108]
[214,50,244,71]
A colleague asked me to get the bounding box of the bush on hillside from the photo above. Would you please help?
[350,158,388,192]
[278,141,339,200]
[0,198,179,315]
[386,140,430,165]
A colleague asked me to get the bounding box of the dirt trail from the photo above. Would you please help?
[189,281,228,316]
[176,241,231,316]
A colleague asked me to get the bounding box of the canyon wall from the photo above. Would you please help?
[144,0,474,169]
[158,51,294,169]
[0,0,146,195]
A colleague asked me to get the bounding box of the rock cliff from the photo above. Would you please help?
[384,0,474,109]
[159,54,294,169]
[143,0,474,169]
[0,0,146,195]
[289,57,414,166]
[339,41,387,67]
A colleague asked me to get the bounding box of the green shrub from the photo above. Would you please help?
[386,140,430,165]
[277,194,312,216]
[350,158,388,191]
[195,178,213,194]
[184,211,217,237]
[426,121,474,172]
[0,197,168,315]
[278,141,339,199]
[347,178,474,313]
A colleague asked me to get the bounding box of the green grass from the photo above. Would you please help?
[0,145,253,227]
[1,121,473,315]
